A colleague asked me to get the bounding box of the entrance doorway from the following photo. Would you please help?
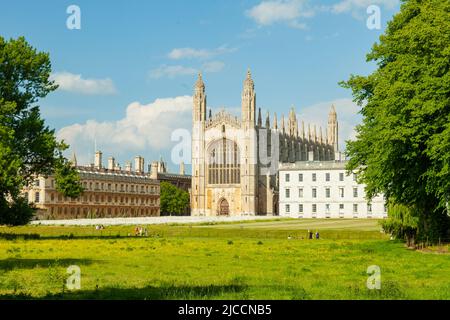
[218,198,229,216]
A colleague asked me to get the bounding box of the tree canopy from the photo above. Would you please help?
[0,36,83,225]
[342,0,450,242]
[160,182,190,216]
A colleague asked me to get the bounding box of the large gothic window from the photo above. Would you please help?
[207,139,240,185]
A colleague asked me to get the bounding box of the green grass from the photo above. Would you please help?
[0,219,448,300]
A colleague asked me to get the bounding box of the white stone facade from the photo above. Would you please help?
[278,161,387,219]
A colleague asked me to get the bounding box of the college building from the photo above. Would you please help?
[278,161,387,218]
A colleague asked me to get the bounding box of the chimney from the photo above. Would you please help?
[135,156,144,173]
[150,161,158,179]
[180,161,185,175]
[125,161,132,172]
[94,151,102,169]
[115,163,121,171]
[108,157,115,170]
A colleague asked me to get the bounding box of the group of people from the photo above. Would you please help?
[95,225,105,230]
[134,226,148,237]
[287,230,320,240]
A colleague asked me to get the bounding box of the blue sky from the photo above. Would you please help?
[0,0,401,172]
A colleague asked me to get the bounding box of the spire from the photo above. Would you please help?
[265,111,270,128]
[70,151,77,167]
[257,108,262,127]
[242,68,256,125]
[193,72,207,122]
[273,112,278,130]
[319,126,323,143]
[288,105,297,137]
[195,72,205,90]
[302,120,305,139]
[328,104,339,152]
[208,109,212,120]
[313,125,317,141]
[281,114,285,133]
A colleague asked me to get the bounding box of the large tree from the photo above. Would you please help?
[160,182,190,216]
[0,36,83,225]
[342,0,450,242]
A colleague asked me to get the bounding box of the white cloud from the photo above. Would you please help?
[51,72,117,95]
[246,0,313,29]
[202,61,225,73]
[332,0,399,15]
[57,96,193,165]
[150,61,225,79]
[296,98,362,152]
[149,65,198,79]
[168,45,236,60]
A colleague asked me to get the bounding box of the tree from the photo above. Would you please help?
[380,204,419,247]
[341,0,450,243]
[0,36,83,225]
[159,182,190,216]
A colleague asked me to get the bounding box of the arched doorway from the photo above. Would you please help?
[218,198,229,216]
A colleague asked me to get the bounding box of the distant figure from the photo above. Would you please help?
[134,226,139,236]
[288,235,292,240]
[308,230,313,240]
[144,227,148,237]
[315,231,320,239]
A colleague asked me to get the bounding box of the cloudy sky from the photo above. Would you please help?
[1,0,401,172]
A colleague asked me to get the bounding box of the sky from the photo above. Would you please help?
[0,0,401,173]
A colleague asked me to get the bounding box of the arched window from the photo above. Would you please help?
[207,139,240,185]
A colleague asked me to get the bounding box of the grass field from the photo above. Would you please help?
[0,219,448,300]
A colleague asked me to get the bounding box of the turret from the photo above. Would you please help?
[241,69,256,126]
[193,73,207,122]
[327,104,339,152]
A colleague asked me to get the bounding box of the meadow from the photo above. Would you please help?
[0,219,448,300]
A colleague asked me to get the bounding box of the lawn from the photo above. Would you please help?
[0,219,448,299]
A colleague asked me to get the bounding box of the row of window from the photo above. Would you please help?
[48,206,159,216]
[285,172,357,183]
[81,181,158,194]
[285,187,360,198]
[33,192,158,206]
[285,203,375,214]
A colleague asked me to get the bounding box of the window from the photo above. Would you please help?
[299,204,303,213]
[34,192,40,203]
[325,173,330,182]
[298,173,303,182]
[312,204,317,213]
[339,187,344,198]
[367,203,372,213]
[312,173,316,182]
[285,204,290,213]
[353,204,358,213]
[285,173,290,182]
[312,188,317,198]
[339,172,344,181]
[285,189,290,198]
[325,188,330,198]
[353,173,357,181]
[339,203,344,210]
[298,188,303,198]
[326,204,330,212]
[34,179,40,187]
[353,187,358,198]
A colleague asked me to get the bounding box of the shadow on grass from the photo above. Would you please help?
[0,283,248,300]
[0,258,97,271]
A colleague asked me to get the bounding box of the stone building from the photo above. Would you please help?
[279,161,387,219]
[191,70,340,216]
[25,151,160,219]
[149,157,191,192]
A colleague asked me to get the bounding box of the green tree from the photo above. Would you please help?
[160,182,190,216]
[380,204,419,247]
[342,0,450,242]
[0,36,83,225]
